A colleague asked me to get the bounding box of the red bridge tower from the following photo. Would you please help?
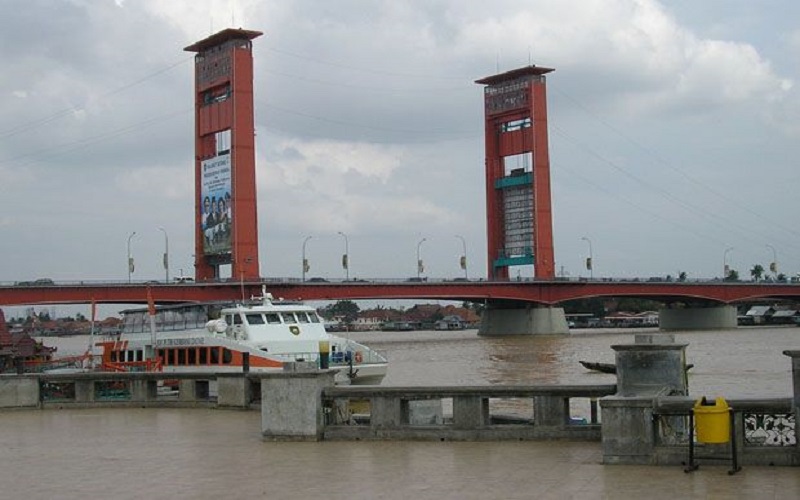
[476,66,556,280]
[185,29,262,280]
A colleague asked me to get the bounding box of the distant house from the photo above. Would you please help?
[768,309,798,325]
[353,309,399,331]
[603,311,659,327]
[745,305,775,324]
[434,315,468,330]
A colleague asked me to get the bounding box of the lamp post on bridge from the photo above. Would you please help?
[302,236,312,282]
[766,244,777,276]
[455,234,468,279]
[417,238,427,279]
[158,226,169,283]
[581,236,593,279]
[127,231,137,283]
[337,231,349,281]
[723,247,734,280]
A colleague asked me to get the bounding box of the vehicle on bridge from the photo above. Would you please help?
[97,290,387,385]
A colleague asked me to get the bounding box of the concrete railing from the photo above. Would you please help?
[320,384,617,441]
[0,372,261,410]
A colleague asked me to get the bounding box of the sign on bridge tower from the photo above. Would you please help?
[185,28,262,281]
[476,66,555,280]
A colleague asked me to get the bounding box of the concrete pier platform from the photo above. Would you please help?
[1,408,798,499]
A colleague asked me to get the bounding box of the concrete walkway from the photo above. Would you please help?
[1,408,797,499]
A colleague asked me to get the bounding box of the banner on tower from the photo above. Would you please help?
[200,153,232,255]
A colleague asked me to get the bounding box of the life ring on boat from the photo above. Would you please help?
[354,351,363,363]
[289,325,300,336]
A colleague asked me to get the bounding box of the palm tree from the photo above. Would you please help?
[750,264,765,282]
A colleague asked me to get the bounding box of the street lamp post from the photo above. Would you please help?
[766,244,777,275]
[417,238,427,279]
[127,231,137,283]
[302,236,312,282]
[337,231,349,281]
[455,235,468,279]
[158,227,169,283]
[723,246,734,280]
[581,236,593,279]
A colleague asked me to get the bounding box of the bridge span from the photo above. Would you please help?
[3,279,799,335]
[3,279,800,307]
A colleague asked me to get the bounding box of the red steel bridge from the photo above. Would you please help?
[3,279,800,308]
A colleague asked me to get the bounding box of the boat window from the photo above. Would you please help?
[177,349,186,365]
[199,348,208,364]
[265,313,281,324]
[246,313,265,325]
[233,314,243,325]
[309,313,321,324]
[222,348,232,364]
[188,348,197,365]
[135,350,144,362]
[280,312,297,324]
[110,351,118,362]
[161,310,180,331]
[125,312,145,333]
[167,349,175,365]
[210,347,220,364]
[187,308,205,329]
[296,312,310,323]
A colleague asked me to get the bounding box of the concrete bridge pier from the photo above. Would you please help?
[658,304,737,331]
[478,303,569,336]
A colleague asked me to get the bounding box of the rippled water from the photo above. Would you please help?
[46,325,799,398]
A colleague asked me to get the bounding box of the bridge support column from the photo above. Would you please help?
[658,305,737,331]
[478,304,569,336]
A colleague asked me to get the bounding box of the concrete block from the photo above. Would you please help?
[408,399,443,426]
[217,375,251,408]
[613,343,688,397]
[371,396,405,429]
[453,396,489,429]
[75,379,94,403]
[0,376,39,408]
[600,396,655,464]
[130,379,157,402]
[261,370,336,441]
[534,395,568,427]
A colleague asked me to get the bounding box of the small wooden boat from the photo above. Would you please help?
[579,361,617,374]
[579,360,694,374]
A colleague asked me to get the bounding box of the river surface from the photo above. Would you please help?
[43,325,799,398]
[7,326,797,499]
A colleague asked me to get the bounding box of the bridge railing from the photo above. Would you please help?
[6,276,800,288]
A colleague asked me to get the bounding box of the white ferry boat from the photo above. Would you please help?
[96,290,387,385]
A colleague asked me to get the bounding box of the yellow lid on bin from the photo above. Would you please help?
[693,397,730,444]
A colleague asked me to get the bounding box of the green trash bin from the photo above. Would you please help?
[693,397,730,444]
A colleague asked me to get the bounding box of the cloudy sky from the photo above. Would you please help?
[2,0,799,288]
